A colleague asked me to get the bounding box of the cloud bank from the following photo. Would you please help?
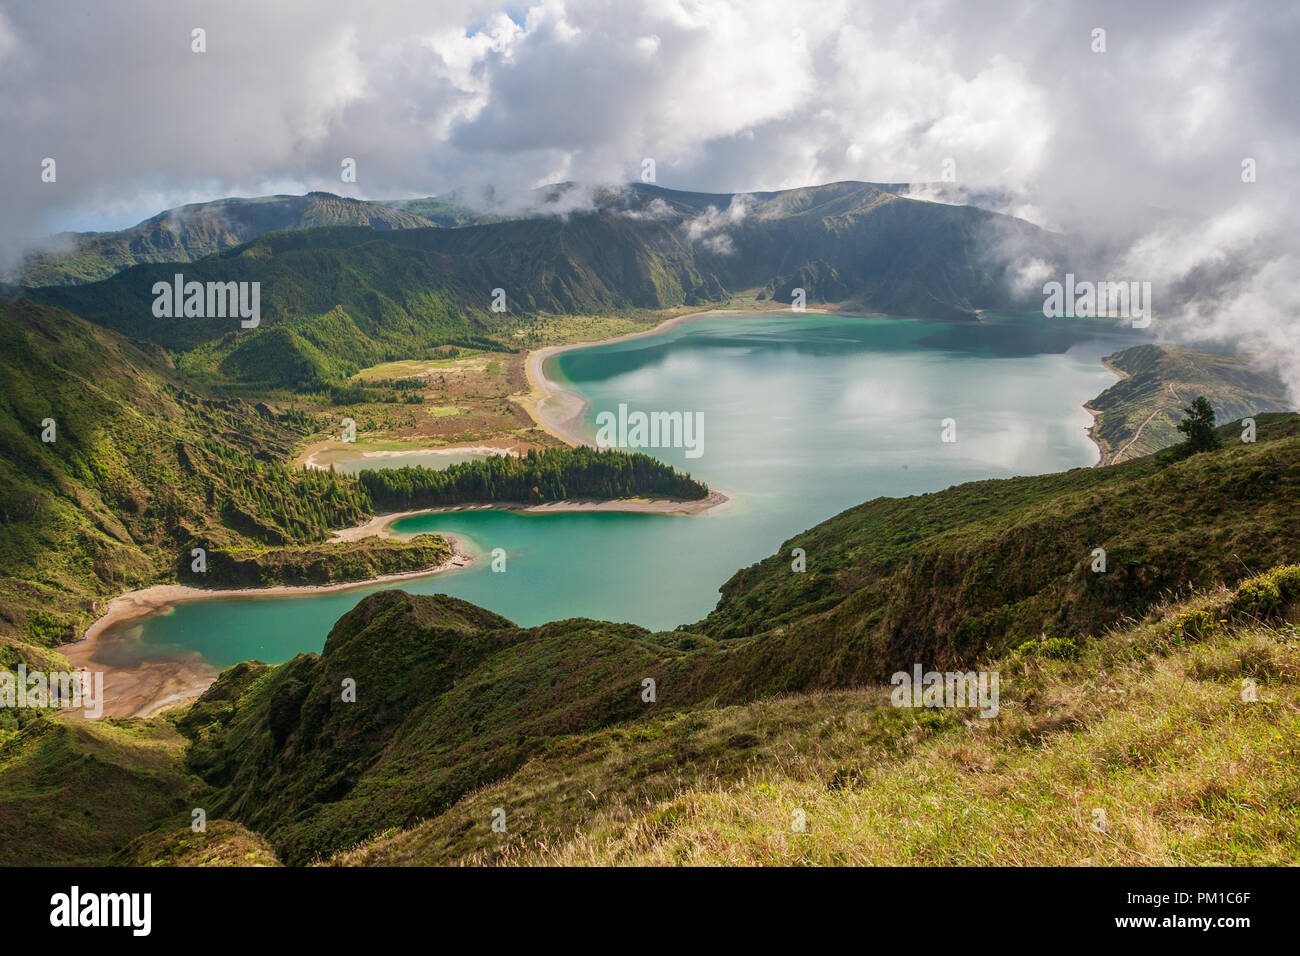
[2,0,1297,393]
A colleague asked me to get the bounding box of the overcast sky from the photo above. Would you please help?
[3,0,1298,391]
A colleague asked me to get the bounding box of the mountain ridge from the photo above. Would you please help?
[26,181,1063,388]
[13,192,464,287]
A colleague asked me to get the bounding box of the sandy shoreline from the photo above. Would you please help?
[298,442,521,471]
[64,308,744,718]
[50,307,1113,718]
[518,305,869,445]
[1084,355,1126,467]
[58,540,473,719]
[1082,403,1105,465]
[330,489,731,545]
[521,308,737,446]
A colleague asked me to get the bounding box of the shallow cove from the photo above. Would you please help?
[100,312,1146,669]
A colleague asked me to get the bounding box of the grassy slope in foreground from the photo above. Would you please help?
[1089,343,1292,464]
[69,563,1294,867]
[336,567,1300,866]
[0,716,201,865]
[160,416,1300,865]
[0,709,277,866]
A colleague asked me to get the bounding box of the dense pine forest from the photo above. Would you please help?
[357,447,709,510]
[203,440,373,543]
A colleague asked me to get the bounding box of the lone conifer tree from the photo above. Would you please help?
[1176,395,1221,453]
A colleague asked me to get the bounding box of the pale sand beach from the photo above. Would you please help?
[1083,402,1105,466]
[520,308,737,446]
[58,540,473,719]
[330,488,732,545]
[297,441,521,471]
[1084,354,1126,467]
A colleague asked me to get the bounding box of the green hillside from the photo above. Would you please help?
[10,562,1296,868]
[151,414,1300,865]
[0,301,446,666]
[627,181,1057,320]
[0,716,204,865]
[335,569,1300,866]
[115,820,281,867]
[27,183,1062,390]
[1089,344,1293,463]
[697,414,1300,682]
[175,596,679,864]
[0,300,714,667]
[372,195,485,228]
[29,214,720,387]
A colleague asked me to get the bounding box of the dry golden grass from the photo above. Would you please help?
[116,820,282,867]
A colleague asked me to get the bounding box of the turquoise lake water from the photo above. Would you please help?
[102,312,1147,669]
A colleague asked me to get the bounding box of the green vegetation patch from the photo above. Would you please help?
[357,446,709,510]
[334,569,1300,866]
[177,536,453,588]
[0,716,207,865]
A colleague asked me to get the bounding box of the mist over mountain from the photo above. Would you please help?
[25,181,1064,390]
[3,0,1296,400]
